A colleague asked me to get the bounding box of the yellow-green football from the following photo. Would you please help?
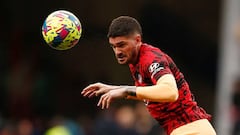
[42,10,82,50]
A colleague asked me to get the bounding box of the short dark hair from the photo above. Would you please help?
[107,16,142,38]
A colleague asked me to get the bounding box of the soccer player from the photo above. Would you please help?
[81,16,216,135]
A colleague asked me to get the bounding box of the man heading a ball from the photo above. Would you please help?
[81,16,216,135]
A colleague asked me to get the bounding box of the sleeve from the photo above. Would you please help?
[145,52,172,84]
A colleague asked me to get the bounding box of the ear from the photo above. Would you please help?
[135,34,142,44]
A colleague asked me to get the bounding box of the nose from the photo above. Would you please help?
[114,47,123,56]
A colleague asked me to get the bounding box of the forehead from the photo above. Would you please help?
[109,36,131,45]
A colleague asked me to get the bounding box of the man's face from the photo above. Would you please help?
[109,34,141,64]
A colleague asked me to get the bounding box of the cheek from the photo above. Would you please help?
[125,47,132,55]
[126,46,136,56]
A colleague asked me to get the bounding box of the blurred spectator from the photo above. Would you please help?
[135,102,153,135]
[115,105,136,129]
[0,120,15,135]
[64,119,85,135]
[93,103,165,135]
[77,115,95,135]
[114,105,138,135]
[134,103,165,135]
[231,78,240,135]
[45,126,71,135]
[93,108,123,135]
[235,21,240,43]
[45,115,85,135]
[17,119,34,135]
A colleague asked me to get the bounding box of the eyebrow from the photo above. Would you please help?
[116,41,125,45]
[109,38,128,47]
[110,41,125,47]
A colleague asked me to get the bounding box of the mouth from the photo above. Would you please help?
[117,56,126,63]
[118,57,125,60]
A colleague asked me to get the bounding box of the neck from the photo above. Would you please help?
[131,42,142,65]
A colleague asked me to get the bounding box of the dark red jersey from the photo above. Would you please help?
[129,43,211,135]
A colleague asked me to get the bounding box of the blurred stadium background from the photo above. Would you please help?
[0,0,239,135]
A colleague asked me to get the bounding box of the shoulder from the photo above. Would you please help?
[139,43,167,65]
[138,44,173,82]
[137,44,168,73]
[140,43,162,54]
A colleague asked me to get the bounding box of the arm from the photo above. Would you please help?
[126,74,178,102]
[81,74,178,109]
[134,74,179,102]
[96,74,178,109]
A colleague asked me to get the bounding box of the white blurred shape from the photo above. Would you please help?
[215,0,240,134]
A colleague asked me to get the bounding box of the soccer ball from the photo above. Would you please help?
[42,10,82,50]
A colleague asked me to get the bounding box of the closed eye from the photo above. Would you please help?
[110,44,117,49]
[116,42,126,48]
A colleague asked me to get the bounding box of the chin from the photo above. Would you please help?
[118,61,127,65]
[117,60,128,65]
